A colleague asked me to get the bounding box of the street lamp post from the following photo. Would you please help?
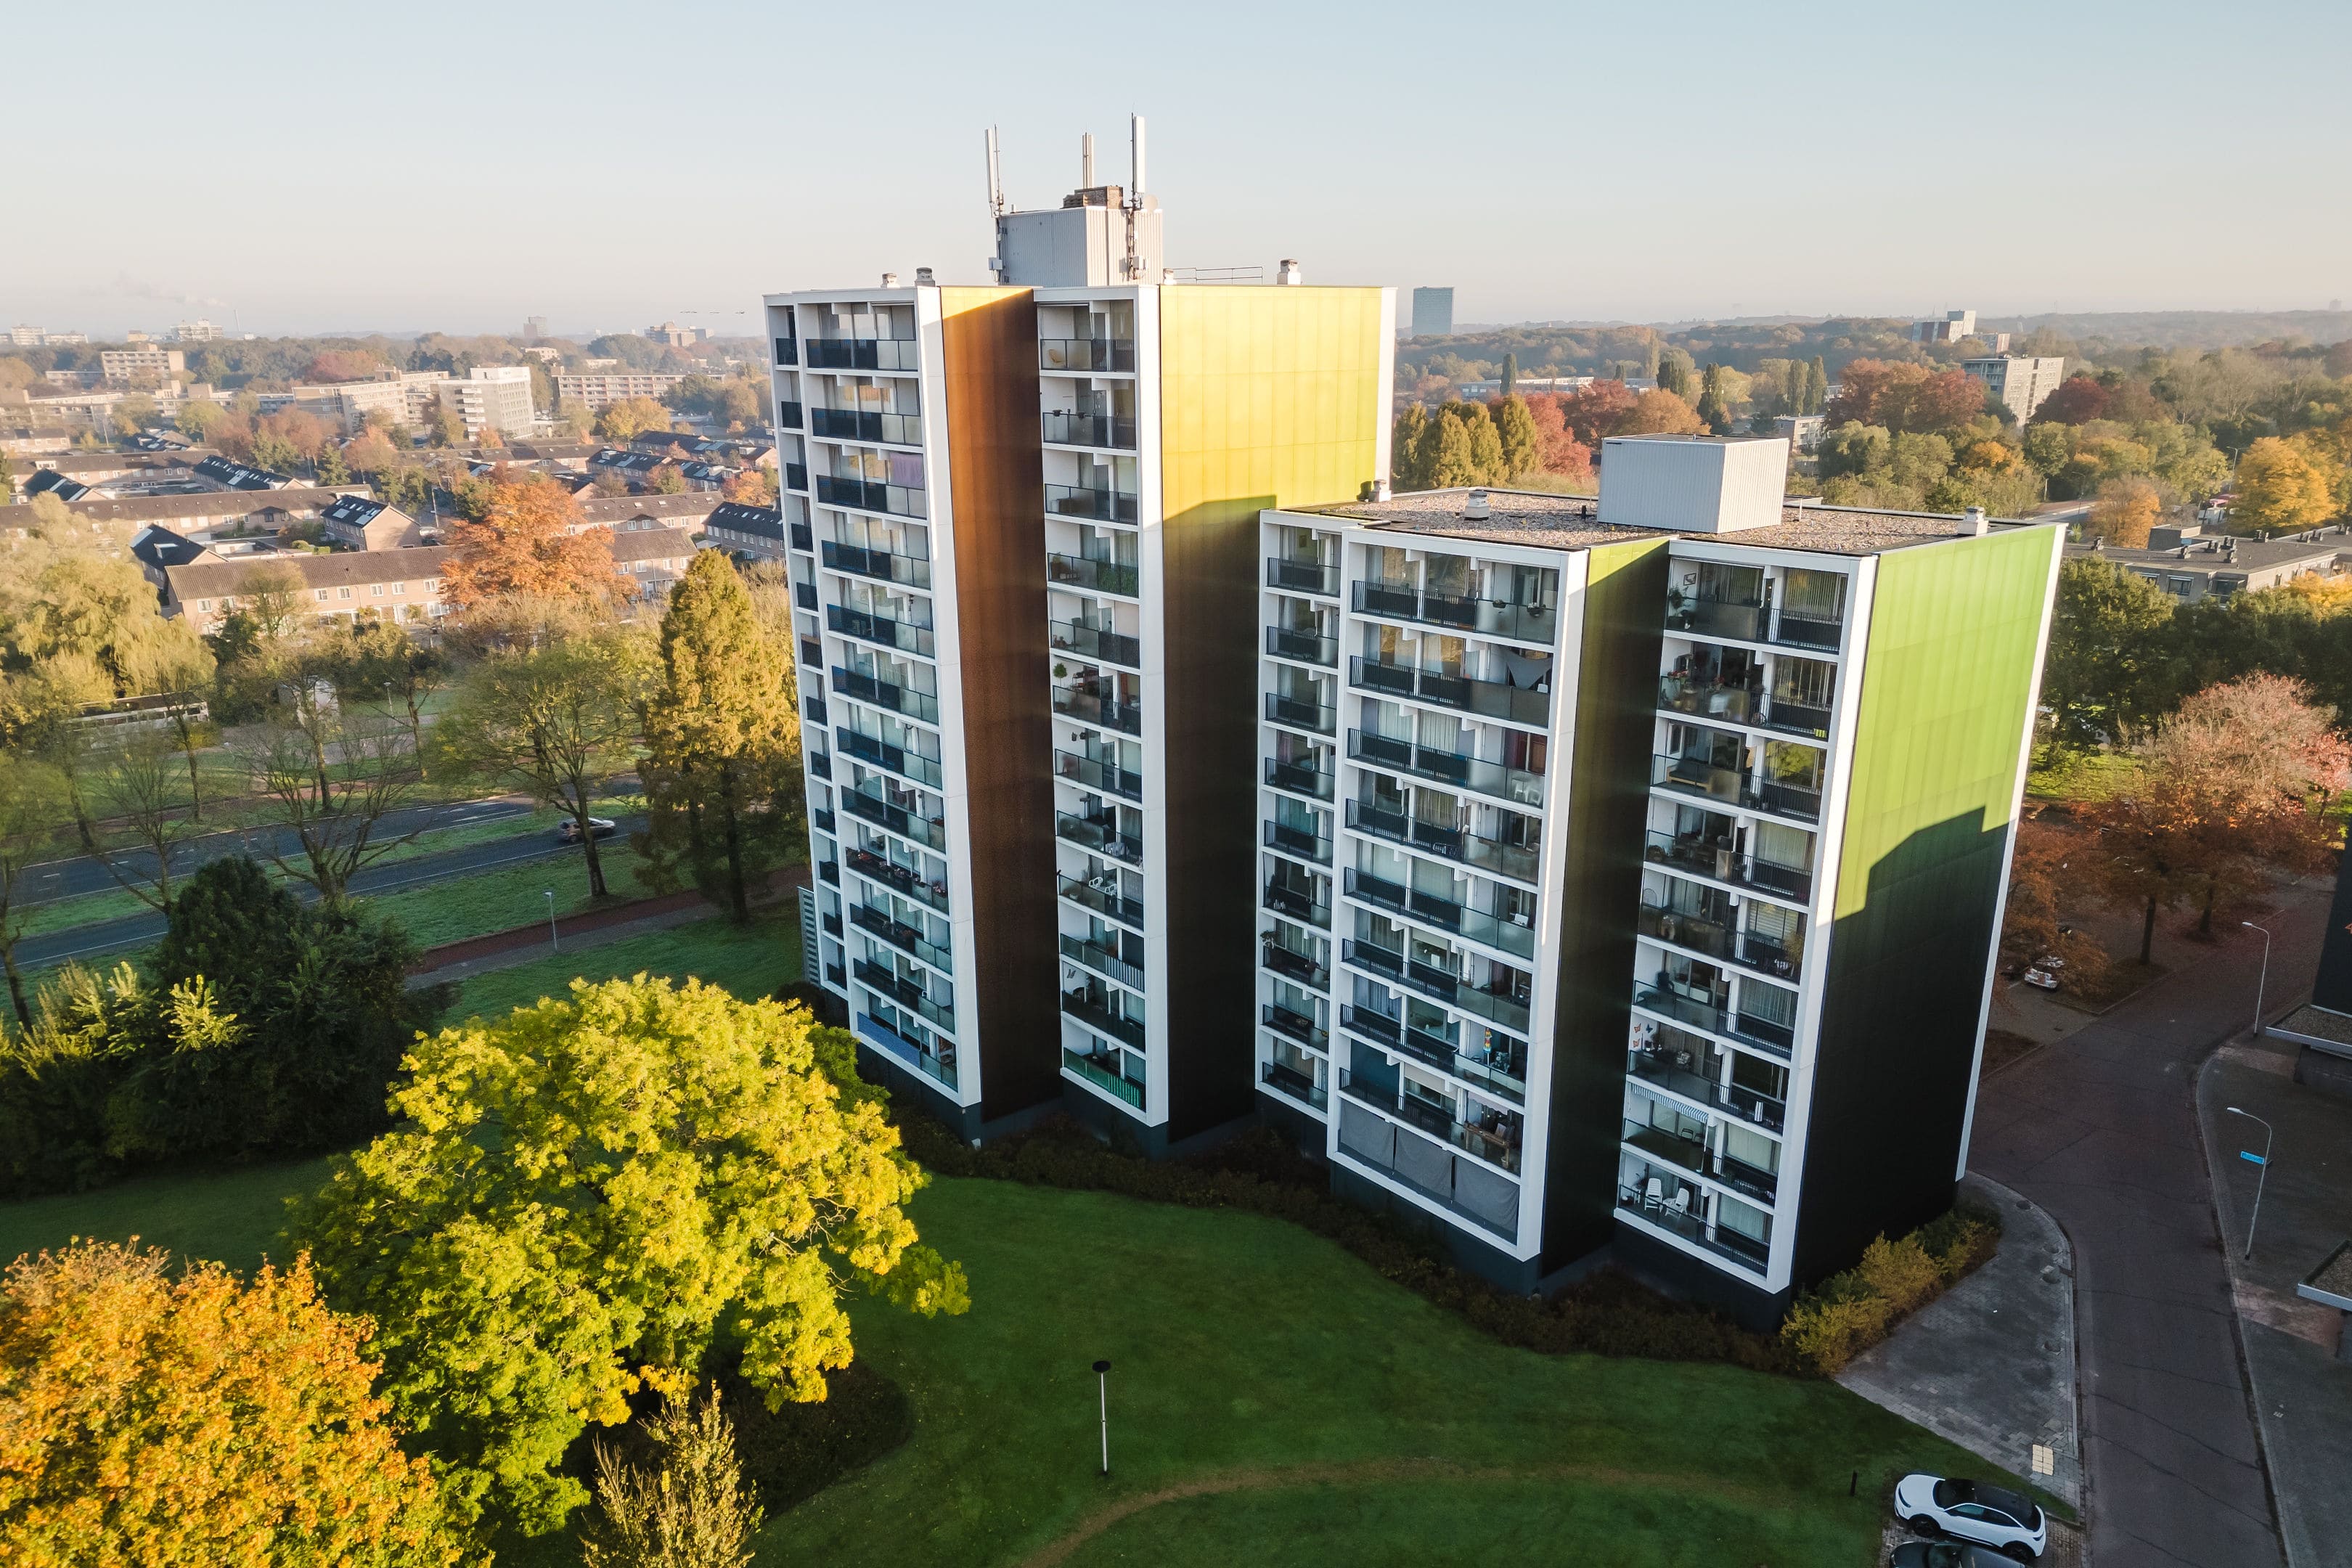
[544,889,558,951]
[2226,1106,2274,1261]
[2241,921,2273,1036]
[1092,1359,1111,1477]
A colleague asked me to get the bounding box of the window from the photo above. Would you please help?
[372,584,385,597]
[339,587,353,600]
[196,599,211,611]
[315,589,329,602]
[392,582,405,595]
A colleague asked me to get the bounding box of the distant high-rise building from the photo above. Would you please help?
[524,316,548,341]
[433,366,536,441]
[1964,356,2069,423]
[173,319,225,343]
[1411,287,1455,339]
[9,325,46,346]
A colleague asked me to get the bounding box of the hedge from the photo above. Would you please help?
[1780,1206,2002,1374]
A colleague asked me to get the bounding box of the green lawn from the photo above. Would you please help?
[449,912,799,1021]
[365,840,661,951]
[0,1156,334,1275]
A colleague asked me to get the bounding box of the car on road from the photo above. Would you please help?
[1892,1540,2016,1568]
[557,817,618,844]
[1895,1474,2047,1560]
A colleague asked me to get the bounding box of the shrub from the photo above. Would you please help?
[1858,1233,1943,1315]
[1781,1281,1892,1375]
[1781,1204,2004,1374]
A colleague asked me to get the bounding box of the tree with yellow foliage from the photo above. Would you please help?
[439,473,624,611]
[2230,436,2337,536]
[597,396,672,444]
[2089,476,2164,547]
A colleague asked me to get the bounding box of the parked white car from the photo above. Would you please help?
[1895,1474,2047,1561]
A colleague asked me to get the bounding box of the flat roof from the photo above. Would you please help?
[2070,534,2347,575]
[1293,487,2035,557]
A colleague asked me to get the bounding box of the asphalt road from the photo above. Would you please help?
[17,813,642,972]
[1970,883,2333,1568]
[20,796,542,907]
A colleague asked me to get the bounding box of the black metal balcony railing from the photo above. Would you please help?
[847,846,948,913]
[1263,819,1331,865]
[1718,1151,1781,1204]
[849,901,953,973]
[1259,939,1328,989]
[860,1009,958,1093]
[1260,1059,1328,1110]
[1342,799,1542,886]
[1264,754,1334,801]
[1768,698,1833,738]
[1267,556,1339,597]
[1651,754,1821,823]
[804,337,919,372]
[1047,552,1140,598]
[1041,410,1138,450]
[776,400,804,430]
[1052,684,1143,736]
[1349,658,1549,728]
[772,337,799,367]
[1348,730,1545,810]
[1058,873,1143,930]
[1061,991,1146,1050]
[784,462,808,492]
[815,474,927,520]
[828,603,935,659]
[1657,675,1760,724]
[1261,1003,1326,1050]
[822,539,932,589]
[1055,748,1142,802]
[1617,1181,1770,1273]
[1063,1045,1144,1107]
[1045,483,1139,524]
[837,725,942,789]
[1262,880,1330,928]
[1061,934,1144,991]
[1628,1049,1787,1134]
[832,665,939,726]
[1633,984,1795,1058]
[1040,338,1137,374]
[1353,580,1557,645]
[1638,902,1803,985]
[791,523,814,553]
[1050,618,1141,669]
[1339,1069,1521,1174]
[1773,611,1844,651]
[1056,811,1143,865]
[811,407,923,446]
[853,957,952,1032]
[1643,831,1813,904]
[1264,692,1336,736]
[822,911,843,937]
[841,785,945,852]
[1266,625,1338,667]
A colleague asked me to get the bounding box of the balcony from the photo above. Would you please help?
[1339,1071,1522,1174]
[849,901,953,973]
[1773,611,1843,651]
[1264,754,1334,802]
[1263,819,1331,865]
[1643,831,1812,904]
[841,785,945,852]
[1261,1002,1326,1050]
[1352,581,1558,645]
[1259,939,1328,989]
[1651,754,1821,824]
[1050,618,1141,669]
[1267,557,1339,597]
[1061,991,1146,1050]
[815,474,926,520]
[1266,625,1338,667]
[828,604,934,659]
[1342,799,1540,886]
[822,539,931,589]
[1045,483,1138,525]
[777,400,803,430]
[791,523,814,553]
[1628,1049,1786,1133]
[1349,658,1550,727]
[1063,1045,1145,1108]
[858,1010,958,1093]
[812,807,836,836]
[847,846,947,912]
[833,665,939,726]
[1658,674,1760,725]
[852,959,954,1034]
[1639,902,1802,984]
[1057,811,1143,865]
[1040,338,1136,374]
[804,698,828,727]
[1260,1059,1327,1110]
[1058,873,1142,930]
[1766,698,1832,738]
[1047,552,1139,598]
[1055,748,1142,802]
[804,337,918,372]
[1262,879,1330,928]
[784,462,807,492]
[807,751,831,780]
[1667,595,1763,642]
[817,859,839,886]
[1264,691,1336,736]
[1348,730,1545,810]
[1052,683,1142,736]
[1633,984,1794,1058]
[794,581,817,611]
[810,407,923,446]
[1041,411,1138,450]
[837,726,942,788]
[1061,933,1144,991]
[799,636,822,668]
[772,337,799,367]
[1617,1178,1770,1273]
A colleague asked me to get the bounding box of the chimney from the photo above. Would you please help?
[1463,489,1491,520]
[1374,478,1392,502]
[1964,505,1988,536]
[1277,258,1303,286]
[915,266,936,285]
[881,271,901,287]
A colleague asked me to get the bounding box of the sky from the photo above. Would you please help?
[9,0,2350,339]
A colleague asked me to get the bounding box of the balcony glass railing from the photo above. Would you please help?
[849,901,953,973]
[837,726,942,789]
[1260,1059,1328,1110]
[784,462,808,492]
[852,959,955,1035]
[1637,902,1803,984]
[1651,754,1820,822]
[776,400,804,430]
[1052,684,1143,736]
[1047,552,1140,598]
[794,584,818,615]
[1339,1070,1522,1173]
[1061,992,1146,1050]
[1343,799,1541,886]
[1055,748,1142,802]
[1627,1049,1786,1133]
[772,337,799,367]
[859,1010,958,1093]
[810,407,923,446]
[807,751,831,780]
[804,337,919,372]
[1266,557,1339,596]
[790,523,814,553]
[822,540,931,589]
[1040,338,1137,374]
[1058,873,1142,929]
[1056,812,1143,865]
[1352,580,1558,645]
[1050,618,1141,669]
[841,785,945,852]
[1045,483,1139,524]
[1061,934,1144,991]
[1264,692,1336,735]
[1266,626,1338,667]
[828,603,934,658]
[1263,819,1331,865]
[1041,411,1138,450]
[1263,754,1334,801]
[1643,831,1812,903]
[815,474,926,520]
[1349,658,1550,727]
[1262,880,1330,928]
[1259,939,1328,989]
[1657,675,1759,724]
[813,807,836,836]
[1617,1179,1770,1273]
[1261,1003,1326,1050]
[1348,730,1545,809]
[1633,984,1794,1058]
[1063,1045,1145,1107]
[1666,596,1763,641]
[832,665,939,726]
[804,698,828,727]
[846,846,947,912]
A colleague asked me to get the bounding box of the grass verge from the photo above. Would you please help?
[449,912,798,1022]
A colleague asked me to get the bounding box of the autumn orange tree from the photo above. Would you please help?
[440,472,624,611]
[1998,814,2110,992]
[0,1241,466,1565]
[2089,476,2165,547]
[2081,673,2350,961]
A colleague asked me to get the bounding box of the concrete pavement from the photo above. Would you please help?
[1969,877,2334,1568]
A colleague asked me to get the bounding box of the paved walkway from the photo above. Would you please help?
[2200,1037,2352,1568]
[1839,1174,2081,1509]
[1969,878,2333,1568]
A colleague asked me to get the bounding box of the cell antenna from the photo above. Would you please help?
[1130,113,1146,205]
[984,126,1007,216]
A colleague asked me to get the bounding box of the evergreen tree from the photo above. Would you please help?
[314,445,352,486]
[1457,401,1504,484]
[1501,351,1518,400]
[1696,364,1733,435]
[1493,394,1540,481]
[1805,356,1828,415]
[1390,404,1431,490]
[1416,407,1476,489]
[1657,351,1694,401]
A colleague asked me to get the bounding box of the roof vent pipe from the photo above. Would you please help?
[881,271,900,288]
[1374,478,1392,502]
[1463,489,1491,521]
[915,267,936,285]
[1964,505,1988,536]
[1277,258,1303,285]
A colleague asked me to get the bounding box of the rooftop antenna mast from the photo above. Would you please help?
[1082,131,1095,189]
[1124,113,1146,279]
[984,126,1008,216]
